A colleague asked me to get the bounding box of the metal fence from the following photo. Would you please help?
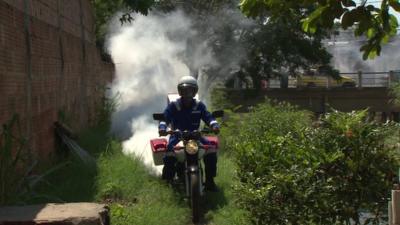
[266,71,400,89]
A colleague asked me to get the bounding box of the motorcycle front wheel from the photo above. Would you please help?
[190,173,200,223]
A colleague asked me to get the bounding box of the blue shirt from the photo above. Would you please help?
[159,98,219,131]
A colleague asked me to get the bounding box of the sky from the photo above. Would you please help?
[322,0,400,73]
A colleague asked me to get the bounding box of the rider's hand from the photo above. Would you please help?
[212,126,220,134]
[159,129,168,136]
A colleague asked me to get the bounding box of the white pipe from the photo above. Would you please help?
[392,190,400,225]
[389,200,393,225]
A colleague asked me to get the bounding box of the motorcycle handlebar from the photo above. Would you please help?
[159,129,216,137]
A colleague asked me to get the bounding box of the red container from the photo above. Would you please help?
[204,136,219,149]
[150,136,220,165]
[150,138,167,165]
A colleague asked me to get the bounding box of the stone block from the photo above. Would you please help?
[0,203,109,225]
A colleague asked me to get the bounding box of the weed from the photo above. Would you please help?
[226,101,399,224]
[26,122,249,224]
[0,114,65,204]
[99,182,123,201]
[96,87,120,127]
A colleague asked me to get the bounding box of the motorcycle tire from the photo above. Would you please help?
[190,173,200,223]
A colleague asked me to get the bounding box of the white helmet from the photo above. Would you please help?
[177,76,198,98]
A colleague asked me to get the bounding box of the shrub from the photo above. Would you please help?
[311,110,399,224]
[95,87,120,127]
[0,115,29,204]
[99,182,123,200]
[0,115,65,204]
[226,102,399,225]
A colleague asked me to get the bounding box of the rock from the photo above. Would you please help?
[0,203,109,225]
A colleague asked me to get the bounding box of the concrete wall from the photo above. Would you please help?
[0,0,114,160]
[226,87,400,114]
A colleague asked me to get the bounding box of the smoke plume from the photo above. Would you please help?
[326,32,400,72]
[106,11,215,173]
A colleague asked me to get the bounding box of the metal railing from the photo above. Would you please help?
[266,71,400,89]
[341,71,390,88]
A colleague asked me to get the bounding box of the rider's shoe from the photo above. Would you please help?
[164,178,174,186]
[204,179,219,192]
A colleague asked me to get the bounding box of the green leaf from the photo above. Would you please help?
[239,0,252,16]
[302,18,317,33]
[302,18,310,32]
[309,5,329,21]
[390,14,399,29]
[342,0,356,7]
[332,1,346,18]
[366,28,376,38]
[354,19,371,36]
[240,0,264,18]
[389,0,400,12]
[360,44,372,59]
[309,25,317,33]
[367,47,379,59]
[341,10,356,29]
[382,34,390,43]
[302,5,329,33]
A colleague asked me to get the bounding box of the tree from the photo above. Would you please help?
[240,0,400,60]
[91,0,155,57]
[154,0,336,89]
[92,0,336,89]
[236,13,335,89]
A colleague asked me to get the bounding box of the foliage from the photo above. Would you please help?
[0,115,29,204]
[240,0,400,60]
[0,115,65,204]
[27,118,250,224]
[155,0,335,89]
[311,110,399,224]
[203,151,252,225]
[96,138,250,225]
[236,14,334,88]
[390,81,400,106]
[92,0,335,88]
[91,0,155,58]
[224,101,400,224]
[96,149,190,225]
[210,87,236,111]
[95,87,120,127]
[28,125,112,204]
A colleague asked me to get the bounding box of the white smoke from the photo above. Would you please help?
[330,1,400,72]
[106,11,215,174]
[326,32,400,72]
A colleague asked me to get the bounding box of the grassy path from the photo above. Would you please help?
[30,126,249,225]
[98,145,249,225]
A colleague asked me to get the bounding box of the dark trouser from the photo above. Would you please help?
[162,153,217,181]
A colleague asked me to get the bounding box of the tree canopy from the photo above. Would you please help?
[92,0,337,89]
[240,0,400,60]
[152,0,337,88]
[91,0,154,54]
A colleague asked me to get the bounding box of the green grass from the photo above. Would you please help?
[96,149,189,225]
[28,125,249,225]
[202,152,251,225]
[97,142,250,225]
[27,125,110,203]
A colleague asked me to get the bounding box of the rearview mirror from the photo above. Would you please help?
[212,110,224,118]
[153,113,165,121]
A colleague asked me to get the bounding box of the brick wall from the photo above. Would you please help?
[0,0,114,160]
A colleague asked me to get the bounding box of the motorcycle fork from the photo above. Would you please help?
[185,154,203,197]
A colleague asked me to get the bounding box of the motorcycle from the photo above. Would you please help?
[151,110,223,223]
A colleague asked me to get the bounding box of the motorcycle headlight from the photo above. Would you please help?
[186,140,199,155]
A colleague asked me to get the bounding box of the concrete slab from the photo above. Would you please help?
[0,203,109,225]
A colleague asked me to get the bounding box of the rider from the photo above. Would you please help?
[158,75,220,192]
